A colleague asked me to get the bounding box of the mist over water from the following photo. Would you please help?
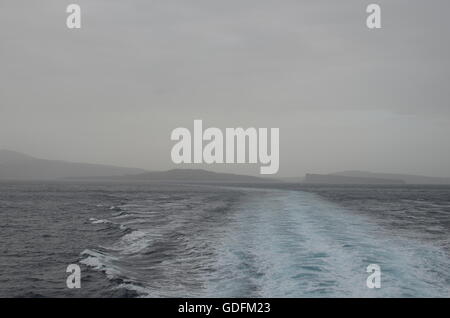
[0,182,449,297]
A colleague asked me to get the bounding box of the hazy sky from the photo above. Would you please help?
[1,0,449,177]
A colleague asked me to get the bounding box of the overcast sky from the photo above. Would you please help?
[1,0,449,177]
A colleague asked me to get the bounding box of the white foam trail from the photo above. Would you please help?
[85,189,450,298]
[206,190,450,297]
[108,230,151,255]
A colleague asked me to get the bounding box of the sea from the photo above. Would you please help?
[0,181,449,298]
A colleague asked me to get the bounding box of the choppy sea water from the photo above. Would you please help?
[0,182,449,297]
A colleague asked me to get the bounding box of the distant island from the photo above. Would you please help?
[302,171,450,185]
[0,150,272,183]
[0,149,146,180]
[304,173,405,185]
[1,150,450,184]
[330,171,450,185]
[89,169,273,183]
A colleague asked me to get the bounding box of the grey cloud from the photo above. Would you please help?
[1,0,449,176]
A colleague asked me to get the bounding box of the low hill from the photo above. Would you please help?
[332,171,450,185]
[304,173,405,185]
[93,168,274,183]
[0,150,147,180]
